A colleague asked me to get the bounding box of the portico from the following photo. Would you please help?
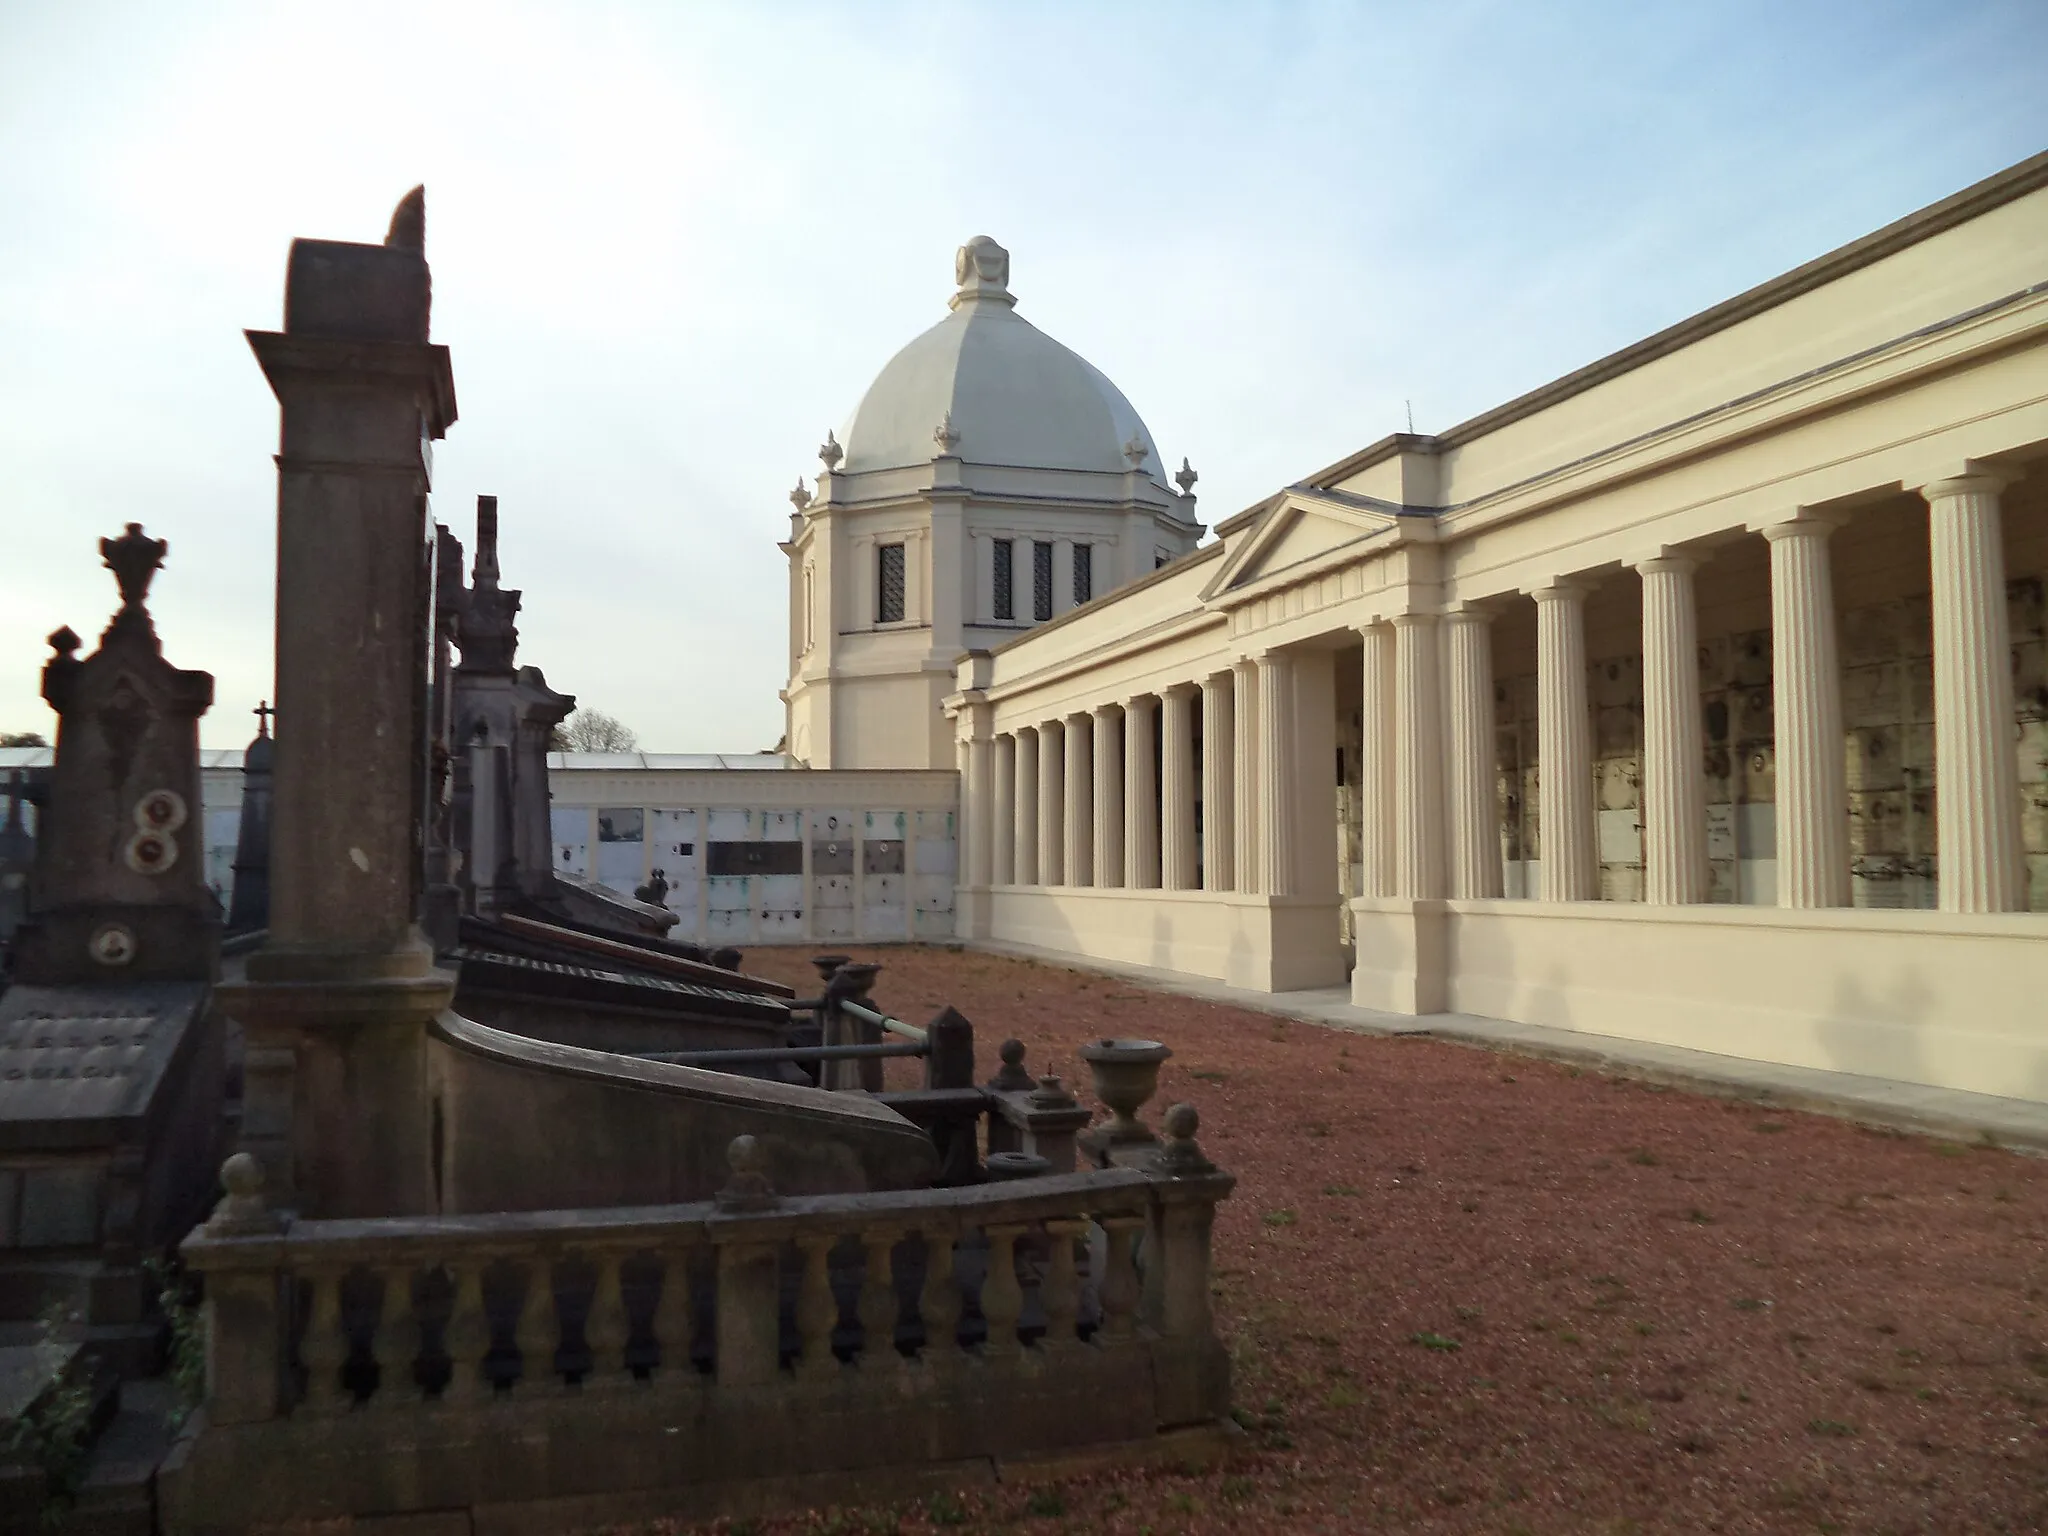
[947,151,2048,1104]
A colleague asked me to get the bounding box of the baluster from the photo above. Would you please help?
[1040,1220,1087,1348]
[919,1227,962,1362]
[794,1234,839,1379]
[1096,1216,1144,1344]
[979,1224,1027,1360]
[584,1249,630,1389]
[651,1242,697,1387]
[441,1259,493,1402]
[856,1228,902,1371]
[298,1265,350,1413]
[370,1263,419,1407]
[514,1257,561,1394]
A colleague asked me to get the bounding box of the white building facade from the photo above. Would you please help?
[781,236,1203,770]
[946,153,2048,1106]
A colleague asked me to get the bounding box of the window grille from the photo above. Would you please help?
[993,539,1014,621]
[1033,540,1053,621]
[877,542,906,624]
[1073,542,1093,606]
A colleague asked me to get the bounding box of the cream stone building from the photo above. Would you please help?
[945,152,2048,1106]
[781,236,1203,769]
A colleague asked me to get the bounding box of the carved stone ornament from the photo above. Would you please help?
[135,788,188,834]
[789,478,813,512]
[101,523,168,615]
[1122,435,1149,468]
[716,1133,778,1212]
[89,922,137,967]
[124,827,178,875]
[952,234,1013,305]
[1175,457,1199,495]
[934,411,960,453]
[817,431,844,471]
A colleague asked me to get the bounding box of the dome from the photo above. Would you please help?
[835,236,1162,480]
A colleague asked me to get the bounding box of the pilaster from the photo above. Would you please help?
[1637,556,1708,904]
[1762,517,1849,908]
[1533,584,1597,901]
[1922,473,2026,912]
[1200,675,1234,892]
[1161,684,1199,890]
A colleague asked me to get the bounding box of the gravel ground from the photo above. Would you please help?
[654,945,2048,1536]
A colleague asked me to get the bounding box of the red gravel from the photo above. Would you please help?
[664,945,2048,1535]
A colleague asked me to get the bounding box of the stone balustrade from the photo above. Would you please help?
[167,1131,1234,1528]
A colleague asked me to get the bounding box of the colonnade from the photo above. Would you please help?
[966,473,2031,918]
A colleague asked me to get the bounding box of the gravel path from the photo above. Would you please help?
[662,945,2048,1535]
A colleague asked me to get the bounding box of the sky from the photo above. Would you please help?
[2,1,2044,752]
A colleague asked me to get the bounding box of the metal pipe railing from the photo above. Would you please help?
[839,998,927,1045]
[631,1041,926,1068]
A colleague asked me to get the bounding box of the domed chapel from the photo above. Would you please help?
[780,236,1203,769]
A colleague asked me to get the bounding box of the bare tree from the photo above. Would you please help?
[550,709,638,753]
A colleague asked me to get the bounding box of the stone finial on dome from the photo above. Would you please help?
[934,411,960,454]
[949,235,1015,310]
[818,430,843,471]
[789,478,813,511]
[1175,457,1199,495]
[1121,435,1149,469]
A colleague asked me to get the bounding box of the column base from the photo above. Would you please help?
[1348,897,1449,1015]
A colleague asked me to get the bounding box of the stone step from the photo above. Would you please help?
[63,1378,183,1536]
[0,1336,122,1535]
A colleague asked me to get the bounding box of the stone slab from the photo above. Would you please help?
[0,983,205,1150]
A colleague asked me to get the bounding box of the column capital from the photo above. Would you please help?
[1631,551,1699,576]
[1091,700,1122,721]
[1388,610,1438,630]
[1918,468,2013,502]
[1527,580,1591,605]
[1440,605,1498,629]
[1162,680,1199,701]
[1757,507,1848,543]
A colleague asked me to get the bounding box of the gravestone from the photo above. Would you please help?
[0,525,226,1372]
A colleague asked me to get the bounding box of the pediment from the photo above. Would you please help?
[1200,487,1413,604]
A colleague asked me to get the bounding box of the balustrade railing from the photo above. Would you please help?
[184,1126,1230,1427]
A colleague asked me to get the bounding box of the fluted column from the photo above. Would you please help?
[1357,624,1396,898]
[1123,696,1159,889]
[1390,615,1445,899]
[1442,609,1500,898]
[1200,675,1234,891]
[1063,713,1093,887]
[1255,652,1296,896]
[1534,584,1596,901]
[1763,517,1848,908]
[1092,706,1123,889]
[1161,685,1199,889]
[1037,720,1064,887]
[1014,727,1038,886]
[1923,473,2025,912]
[992,734,1016,885]
[1231,660,1260,892]
[1636,556,1708,904]
[963,734,993,888]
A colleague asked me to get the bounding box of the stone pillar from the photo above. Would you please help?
[1763,517,1849,908]
[1357,624,1396,898]
[1391,616,1445,899]
[1064,713,1093,887]
[226,189,457,1218]
[1200,674,1234,891]
[1922,474,2026,912]
[1092,706,1123,889]
[992,734,1016,886]
[1014,727,1039,886]
[1124,696,1159,889]
[1161,684,1199,889]
[1442,610,1499,899]
[1255,653,1295,896]
[1038,720,1064,887]
[1534,584,1597,901]
[1231,661,1260,893]
[963,734,993,888]
[1637,556,1709,904]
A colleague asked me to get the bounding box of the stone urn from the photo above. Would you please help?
[1078,1038,1173,1143]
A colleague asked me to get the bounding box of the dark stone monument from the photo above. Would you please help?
[224,703,272,937]
[0,524,227,1371]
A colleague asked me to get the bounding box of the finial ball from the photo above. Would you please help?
[221,1152,263,1198]
[1164,1102,1199,1141]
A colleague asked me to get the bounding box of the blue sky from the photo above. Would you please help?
[2,0,2043,749]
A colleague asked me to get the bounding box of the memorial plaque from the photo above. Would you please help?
[0,982,205,1151]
